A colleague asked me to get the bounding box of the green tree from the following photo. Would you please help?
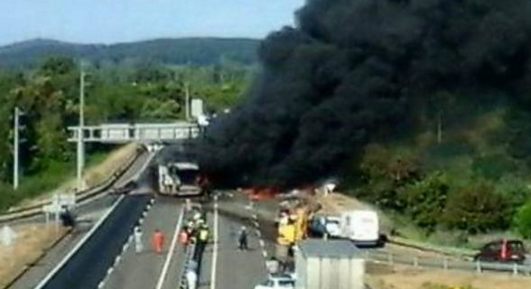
[398,172,449,230]
[515,200,531,239]
[443,181,509,233]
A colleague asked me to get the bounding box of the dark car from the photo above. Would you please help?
[474,240,527,264]
[111,180,137,195]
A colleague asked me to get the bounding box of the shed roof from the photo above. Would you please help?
[299,239,361,259]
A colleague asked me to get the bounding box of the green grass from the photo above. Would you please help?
[0,151,109,212]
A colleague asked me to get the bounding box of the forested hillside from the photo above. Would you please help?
[0,38,259,69]
[0,56,252,211]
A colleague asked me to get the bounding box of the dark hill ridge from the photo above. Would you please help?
[0,38,259,68]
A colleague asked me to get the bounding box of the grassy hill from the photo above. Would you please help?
[0,38,259,68]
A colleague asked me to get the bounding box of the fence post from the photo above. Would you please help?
[443,258,448,271]
[513,263,519,276]
[413,256,418,268]
[388,253,394,265]
[476,261,482,274]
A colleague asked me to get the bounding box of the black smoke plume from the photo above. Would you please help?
[196,0,531,188]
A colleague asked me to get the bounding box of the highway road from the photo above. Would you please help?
[99,191,275,289]
[100,197,186,289]
[37,194,152,289]
[8,150,153,289]
[196,192,276,289]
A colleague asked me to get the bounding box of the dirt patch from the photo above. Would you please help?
[83,143,140,188]
[366,264,531,289]
[0,224,66,288]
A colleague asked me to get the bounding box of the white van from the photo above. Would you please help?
[340,210,379,246]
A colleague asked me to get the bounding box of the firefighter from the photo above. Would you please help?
[152,229,165,254]
[238,226,248,250]
[199,224,209,246]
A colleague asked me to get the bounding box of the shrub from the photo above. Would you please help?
[443,181,509,233]
[472,153,516,181]
[514,201,531,239]
[398,172,449,230]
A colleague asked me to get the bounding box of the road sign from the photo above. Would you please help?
[58,193,76,208]
[191,99,204,119]
[1,225,16,247]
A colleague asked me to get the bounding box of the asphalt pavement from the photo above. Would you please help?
[101,196,186,289]
[198,192,274,289]
[38,194,152,289]
[8,151,153,289]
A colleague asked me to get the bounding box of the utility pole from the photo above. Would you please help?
[77,70,85,191]
[13,107,20,190]
[185,82,191,121]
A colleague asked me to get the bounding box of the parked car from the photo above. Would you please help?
[474,239,526,264]
[254,274,295,289]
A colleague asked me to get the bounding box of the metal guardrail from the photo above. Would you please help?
[0,147,145,223]
[179,241,198,289]
[364,249,531,276]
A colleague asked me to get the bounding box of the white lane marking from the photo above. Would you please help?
[122,240,130,253]
[114,255,122,265]
[253,214,258,220]
[155,206,184,289]
[211,198,219,289]
[35,195,125,289]
[256,230,261,238]
[253,221,260,228]
[107,267,114,275]
[259,240,265,248]
[98,281,105,289]
[262,251,268,258]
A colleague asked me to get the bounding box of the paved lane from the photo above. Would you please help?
[199,193,273,289]
[101,197,186,289]
[8,151,153,289]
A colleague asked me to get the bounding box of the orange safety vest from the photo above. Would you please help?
[152,232,165,253]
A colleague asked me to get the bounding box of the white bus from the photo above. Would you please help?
[340,210,380,246]
[157,162,203,197]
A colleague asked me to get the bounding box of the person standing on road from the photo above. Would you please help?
[186,269,197,289]
[152,229,165,254]
[238,226,248,250]
[196,224,209,257]
[134,226,143,253]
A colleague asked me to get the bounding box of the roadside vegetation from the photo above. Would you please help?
[0,48,253,211]
[345,106,531,246]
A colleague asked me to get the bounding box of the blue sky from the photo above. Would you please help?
[0,0,305,45]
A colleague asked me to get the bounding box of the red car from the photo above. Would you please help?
[474,239,527,264]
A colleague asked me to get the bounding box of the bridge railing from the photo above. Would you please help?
[68,122,201,143]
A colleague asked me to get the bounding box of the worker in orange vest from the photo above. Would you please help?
[152,229,165,254]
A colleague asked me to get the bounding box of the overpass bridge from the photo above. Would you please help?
[68,121,203,191]
[68,122,202,144]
